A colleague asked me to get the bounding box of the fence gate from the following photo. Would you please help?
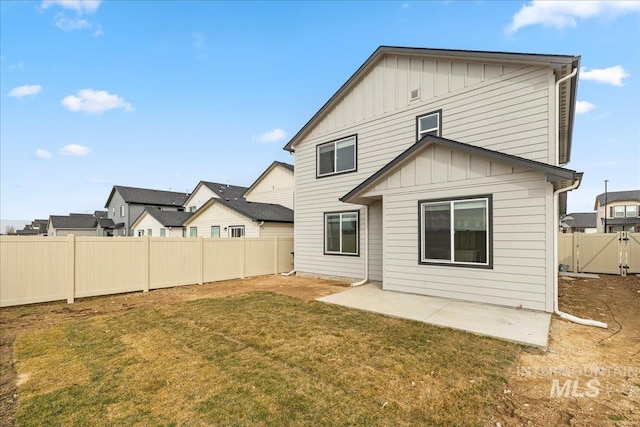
[560,232,640,276]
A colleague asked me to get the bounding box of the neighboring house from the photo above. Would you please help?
[48,214,99,237]
[594,190,640,232]
[182,198,293,238]
[284,46,582,313]
[183,181,248,212]
[243,161,295,209]
[16,219,48,236]
[131,209,193,237]
[560,212,597,233]
[104,186,189,236]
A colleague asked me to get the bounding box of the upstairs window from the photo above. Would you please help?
[120,205,125,217]
[416,110,442,141]
[189,206,196,213]
[317,135,357,178]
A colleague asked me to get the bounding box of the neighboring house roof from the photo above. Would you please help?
[340,134,582,204]
[94,210,108,218]
[104,185,189,208]
[16,228,39,235]
[97,218,116,229]
[242,161,294,198]
[562,212,597,229]
[594,190,640,209]
[32,219,48,233]
[283,45,580,164]
[606,217,640,226]
[201,181,248,200]
[49,214,97,229]
[185,198,294,224]
[143,209,193,227]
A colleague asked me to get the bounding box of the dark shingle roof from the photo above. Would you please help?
[16,228,40,235]
[49,214,97,229]
[145,209,193,227]
[276,161,294,172]
[594,190,640,208]
[106,185,189,207]
[97,218,116,229]
[94,210,108,218]
[562,212,597,229]
[215,199,294,223]
[201,182,248,200]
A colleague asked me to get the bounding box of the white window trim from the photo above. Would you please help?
[324,211,359,256]
[419,196,491,268]
[211,226,220,238]
[228,225,245,238]
[416,110,442,141]
[120,205,125,217]
[316,135,357,178]
[189,227,197,238]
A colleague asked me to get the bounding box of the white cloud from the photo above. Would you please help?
[256,128,288,143]
[60,144,91,156]
[61,89,133,114]
[575,100,595,114]
[41,0,102,14]
[506,1,640,34]
[54,14,91,31]
[580,65,630,86]
[7,84,42,98]
[35,149,53,159]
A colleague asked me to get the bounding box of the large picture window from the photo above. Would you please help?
[324,211,359,255]
[416,110,442,141]
[317,135,356,177]
[419,195,492,268]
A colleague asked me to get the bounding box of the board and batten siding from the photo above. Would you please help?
[185,186,217,211]
[293,54,556,283]
[244,165,295,209]
[360,144,554,311]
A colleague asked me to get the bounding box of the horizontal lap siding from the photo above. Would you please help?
[382,173,550,311]
[294,55,553,281]
[244,166,294,209]
[187,202,259,238]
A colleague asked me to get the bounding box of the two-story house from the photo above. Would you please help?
[104,186,189,236]
[284,46,582,313]
[594,190,640,232]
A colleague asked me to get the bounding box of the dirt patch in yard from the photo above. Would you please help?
[492,274,640,426]
[0,275,349,427]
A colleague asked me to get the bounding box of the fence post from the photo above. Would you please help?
[66,234,75,304]
[241,237,246,279]
[199,236,204,285]
[142,236,150,292]
[274,236,279,274]
[574,232,580,273]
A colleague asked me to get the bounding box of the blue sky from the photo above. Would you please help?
[1,1,639,224]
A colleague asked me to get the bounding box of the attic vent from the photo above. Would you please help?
[410,89,420,101]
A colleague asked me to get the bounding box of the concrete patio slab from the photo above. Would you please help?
[317,283,551,348]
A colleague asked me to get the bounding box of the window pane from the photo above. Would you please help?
[190,227,197,237]
[326,214,341,252]
[454,200,487,263]
[318,144,335,175]
[423,203,450,260]
[626,205,637,217]
[160,228,165,237]
[336,138,355,172]
[341,213,358,254]
[211,226,220,238]
[614,206,625,217]
[419,114,438,133]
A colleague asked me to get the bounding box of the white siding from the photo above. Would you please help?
[369,146,553,311]
[244,165,295,209]
[260,222,294,237]
[50,229,96,237]
[133,213,183,237]
[293,54,555,283]
[184,202,259,238]
[185,185,217,211]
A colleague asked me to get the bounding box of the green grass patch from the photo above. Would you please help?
[13,291,520,426]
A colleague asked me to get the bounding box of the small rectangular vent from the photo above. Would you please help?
[410,89,420,100]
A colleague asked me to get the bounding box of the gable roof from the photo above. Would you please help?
[283,45,580,163]
[105,185,189,208]
[562,212,597,229]
[144,209,193,227]
[243,161,294,198]
[201,181,248,200]
[594,190,640,209]
[185,198,293,225]
[96,218,116,229]
[49,214,97,229]
[340,134,582,204]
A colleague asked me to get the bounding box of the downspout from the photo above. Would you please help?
[351,205,368,287]
[553,69,607,328]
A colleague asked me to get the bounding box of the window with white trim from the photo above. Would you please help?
[317,135,356,177]
[419,196,491,267]
[120,205,125,217]
[160,228,166,237]
[211,226,220,238]
[147,229,152,237]
[190,227,197,238]
[182,228,186,238]
[416,110,441,140]
[324,211,359,255]
[189,206,196,213]
[228,226,244,238]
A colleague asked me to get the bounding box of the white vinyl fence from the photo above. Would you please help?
[558,232,640,275]
[0,236,294,307]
